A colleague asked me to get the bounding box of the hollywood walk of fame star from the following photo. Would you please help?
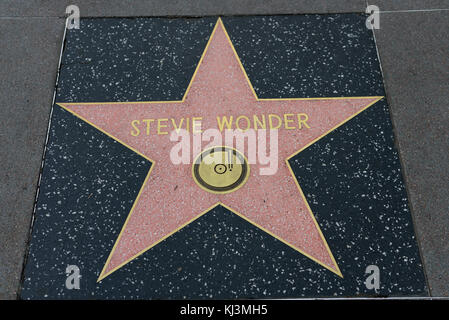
[57,18,382,281]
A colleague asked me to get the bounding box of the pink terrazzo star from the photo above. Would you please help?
[58,19,382,280]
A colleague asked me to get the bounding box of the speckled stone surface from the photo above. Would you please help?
[20,15,427,299]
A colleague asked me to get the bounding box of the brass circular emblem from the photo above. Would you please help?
[192,146,249,194]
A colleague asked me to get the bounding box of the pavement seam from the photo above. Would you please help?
[16,17,68,300]
[370,18,432,297]
[0,8,448,19]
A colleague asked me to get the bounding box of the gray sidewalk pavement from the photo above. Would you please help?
[0,1,448,299]
[373,10,449,296]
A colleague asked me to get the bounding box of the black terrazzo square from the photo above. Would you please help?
[20,15,427,299]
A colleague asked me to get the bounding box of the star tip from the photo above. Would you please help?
[216,18,226,28]
[56,103,71,112]
[371,96,384,102]
[333,267,344,278]
[96,274,105,283]
[96,269,110,282]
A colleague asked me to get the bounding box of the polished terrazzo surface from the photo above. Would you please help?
[20,15,426,299]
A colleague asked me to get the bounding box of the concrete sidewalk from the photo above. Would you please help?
[0,1,448,299]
